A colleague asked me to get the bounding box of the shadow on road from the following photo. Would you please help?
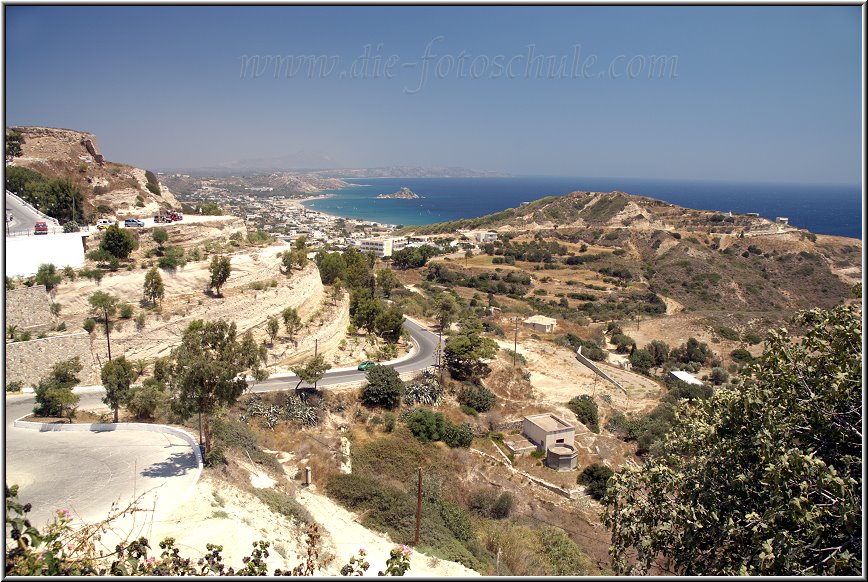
[141,451,195,478]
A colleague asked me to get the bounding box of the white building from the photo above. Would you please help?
[523,315,557,333]
[474,231,498,243]
[357,236,407,257]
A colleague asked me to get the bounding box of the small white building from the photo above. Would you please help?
[776,217,789,226]
[474,231,498,243]
[521,413,578,472]
[669,370,704,386]
[523,315,557,333]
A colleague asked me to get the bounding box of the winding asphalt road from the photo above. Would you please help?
[4,319,441,527]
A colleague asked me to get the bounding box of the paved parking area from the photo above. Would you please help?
[5,426,198,528]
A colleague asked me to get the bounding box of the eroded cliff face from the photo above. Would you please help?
[6,125,181,218]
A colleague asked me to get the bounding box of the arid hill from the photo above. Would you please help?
[405,190,861,315]
[6,125,181,219]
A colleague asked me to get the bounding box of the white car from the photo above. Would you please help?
[96,219,113,230]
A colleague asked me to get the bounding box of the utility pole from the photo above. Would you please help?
[414,467,422,545]
[314,338,318,390]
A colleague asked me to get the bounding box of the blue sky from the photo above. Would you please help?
[5,5,862,184]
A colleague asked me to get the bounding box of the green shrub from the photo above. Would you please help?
[710,367,729,385]
[459,404,478,417]
[253,488,313,526]
[405,408,447,442]
[55,322,66,332]
[83,318,96,333]
[126,378,168,420]
[730,347,754,364]
[350,429,432,484]
[535,527,596,575]
[716,326,740,341]
[457,384,496,413]
[567,395,599,433]
[6,380,23,393]
[491,492,514,519]
[79,268,104,283]
[468,487,497,516]
[442,422,473,448]
[361,365,404,409]
[611,333,635,353]
[32,357,82,418]
[383,412,396,432]
[578,463,614,500]
[438,501,474,542]
[100,224,136,259]
[35,264,62,291]
[119,303,134,319]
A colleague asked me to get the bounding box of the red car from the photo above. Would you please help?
[34,221,48,235]
[154,214,173,223]
[168,211,183,221]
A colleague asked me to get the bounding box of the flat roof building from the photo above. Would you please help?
[357,236,407,257]
[524,315,557,333]
[521,413,578,471]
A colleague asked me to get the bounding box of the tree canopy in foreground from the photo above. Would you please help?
[602,306,861,575]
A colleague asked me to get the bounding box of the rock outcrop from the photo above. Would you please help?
[6,125,181,219]
[376,186,420,199]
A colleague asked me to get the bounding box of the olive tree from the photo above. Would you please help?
[167,320,267,457]
[208,255,231,297]
[100,356,134,423]
[290,355,331,391]
[143,267,164,306]
[281,307,301,342]
[602,306,861,576]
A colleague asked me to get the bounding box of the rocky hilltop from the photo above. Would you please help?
[376,186,420,199]
[6,126,181,219]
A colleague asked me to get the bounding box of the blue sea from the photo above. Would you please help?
[303,177,862,239]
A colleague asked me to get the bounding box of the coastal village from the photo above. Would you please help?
[162,173,497,257]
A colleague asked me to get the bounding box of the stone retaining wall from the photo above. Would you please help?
[5,285,54,332]
[4,332,93,388]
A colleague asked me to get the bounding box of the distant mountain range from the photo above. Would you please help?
[312,167,510,179]
[157,160,508,179]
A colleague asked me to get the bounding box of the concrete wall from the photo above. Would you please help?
[575,347,627,394]
[542,428,574,450]
[5,285,54,332]
[5,332,93,388]
[5,232,87,277]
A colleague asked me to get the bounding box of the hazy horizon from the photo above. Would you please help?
[5,5,862,185]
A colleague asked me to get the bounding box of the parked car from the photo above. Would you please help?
[154,214,172,223]
[168,211,183,221]
[357,360,376,371]
[96,219,113,230]
[33,221,48,235]
[124,218,145,228]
